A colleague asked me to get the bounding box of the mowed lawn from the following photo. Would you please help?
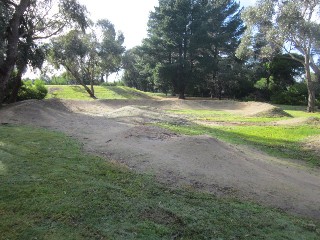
[0,125,319,239]
[46,85,156,100]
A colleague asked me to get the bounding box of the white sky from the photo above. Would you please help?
[79,0,256,49]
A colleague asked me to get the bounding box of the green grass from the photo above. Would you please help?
[167,109,289,123]
[158,123,320,166]
[1,125,319,239]
[284,110,320,118]
[46,85,155,100]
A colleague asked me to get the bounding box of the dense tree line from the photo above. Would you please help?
[123,0,245,99]
[122,0,319,110]
[1,0,319,109]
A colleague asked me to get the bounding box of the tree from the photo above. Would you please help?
[237,0,320,112]
[0,0,88,103]
[139,0,243,99]
[50,30,99,98]
[196,0,244,99]
[49,20,125,99]
[96,20,125,82]
[122,47,158,92]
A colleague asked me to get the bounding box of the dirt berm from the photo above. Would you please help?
[1,99,319,219]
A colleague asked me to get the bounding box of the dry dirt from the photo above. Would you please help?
[1,99,320,220]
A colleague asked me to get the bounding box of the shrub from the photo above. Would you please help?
[270,82,308,106]
[17,80,48,101]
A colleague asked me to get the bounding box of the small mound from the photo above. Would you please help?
[302,135,320,155]
[247,106,292,118]
[305,117,320,125]
[106,106,186,124]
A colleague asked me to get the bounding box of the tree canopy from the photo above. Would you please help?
[123,0,244,99]
[49,20,125,99]
[236,0,320,112]
[0,0,88,103]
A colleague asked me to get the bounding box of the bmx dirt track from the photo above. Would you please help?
[1,98,320,220]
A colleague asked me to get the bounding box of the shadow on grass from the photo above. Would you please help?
[103,86,153,99]
[70,86,88,94]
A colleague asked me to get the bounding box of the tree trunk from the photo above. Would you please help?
[8,67,24,103]
[177,43,185,99]
[306,80,316,112]
[0,0,30,103]
[65,65,97,99]
[83,83,96,99]
[305,61,316,112]
[178,88,185,99]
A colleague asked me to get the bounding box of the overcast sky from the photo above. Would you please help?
[78,0,256,49]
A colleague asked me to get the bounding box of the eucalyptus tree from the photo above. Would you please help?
[96,20,125,82]
[237,0,320,112]
[49,20,125,99]
[0,0,88,103]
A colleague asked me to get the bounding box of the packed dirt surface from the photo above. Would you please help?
[1,99,320,220]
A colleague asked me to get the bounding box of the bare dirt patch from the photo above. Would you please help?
[1,99,320,220]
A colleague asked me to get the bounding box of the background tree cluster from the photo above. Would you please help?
[49,20,125,98]
[1,0,320,109]
[123,0,245,99]
[0,0,125,103]
[0,0,89,103]
[237,0,320,112]
[122,0,320,109]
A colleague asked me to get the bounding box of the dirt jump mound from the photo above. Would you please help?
[1,99,320,220]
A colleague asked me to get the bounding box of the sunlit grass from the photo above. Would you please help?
[284,110,320,118]
[158,123,320,166]
[0,125,319,239]
[167,109,289,123]
[46,85,155,100]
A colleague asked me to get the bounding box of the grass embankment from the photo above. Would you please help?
[164,108,320,166]
[46,85,155,100]
[1,125,319,239]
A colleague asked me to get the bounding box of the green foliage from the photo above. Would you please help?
[125,0,244,98]
[237,0,320,111]
[49,20,125,98]
[100,81,125,87]
[0,0,90,103]
[45,72,77,85]
[271,83,309,106]
[0,125,319,239]
[17,80,48,101]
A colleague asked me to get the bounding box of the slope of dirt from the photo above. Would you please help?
[276,116,320,126]
[247,106,292,118]
[1,99,320,220]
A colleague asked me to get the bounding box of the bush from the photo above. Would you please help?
[17,80,48,101]
[270,82,309,105]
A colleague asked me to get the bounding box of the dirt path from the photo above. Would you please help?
[1,99,320,219]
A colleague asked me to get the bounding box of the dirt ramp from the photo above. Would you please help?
[93,126,320,219]
[0,99,72,124]
[106,105,187,124]
[1,98,320,219]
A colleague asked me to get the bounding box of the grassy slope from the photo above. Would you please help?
[165,107,320,166]
[46,85,156,100]
[0,125,319,239]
